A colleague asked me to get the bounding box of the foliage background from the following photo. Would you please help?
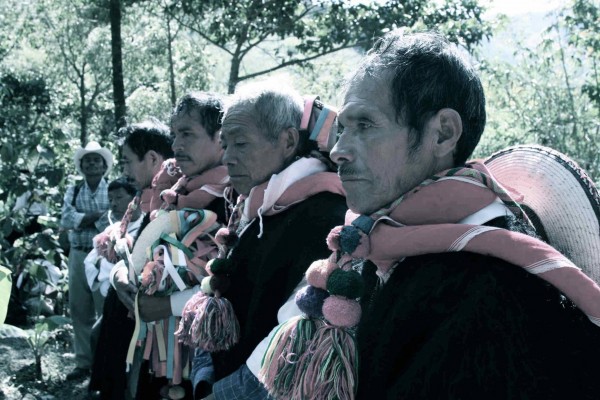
[0,0,599,324]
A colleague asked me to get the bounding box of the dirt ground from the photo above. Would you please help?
[0,325,92,400]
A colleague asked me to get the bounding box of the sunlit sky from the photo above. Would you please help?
[484,0,565,16]
[356,0,567,17]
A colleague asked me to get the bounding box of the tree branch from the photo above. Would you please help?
[237,41,363,82]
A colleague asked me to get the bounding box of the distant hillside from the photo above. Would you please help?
[480,10,560,63]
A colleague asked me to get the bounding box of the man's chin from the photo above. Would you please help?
[346,194,379,216]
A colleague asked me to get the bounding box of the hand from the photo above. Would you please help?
[114,266,137,313]
[80,211,103,227]
[138,294,172,322]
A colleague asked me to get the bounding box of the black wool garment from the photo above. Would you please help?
[357,217,600,400]
[211,192,347,380]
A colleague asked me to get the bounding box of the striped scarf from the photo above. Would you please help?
[349,161,600,325]
[259,161,600,400]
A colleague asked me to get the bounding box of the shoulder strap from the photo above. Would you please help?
[71,182,84,207]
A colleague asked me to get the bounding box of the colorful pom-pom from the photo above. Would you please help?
[295,285,329,318]
[326,225,343,251]
[207,258,235,275]
[339,225,361,254]
[306,259,338,290]
[326,269,364,299]
[322,296,361,328]
[200,276,214,295]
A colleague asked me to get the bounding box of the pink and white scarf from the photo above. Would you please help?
[346,162,600,326]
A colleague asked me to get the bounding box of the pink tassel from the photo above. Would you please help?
[186,293,239,352]
[259,316,323,398]
[297,324,358,400]
[176,291,208,346]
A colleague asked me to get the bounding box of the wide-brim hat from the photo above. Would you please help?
[73,141,113,177]
[485,144,600,283]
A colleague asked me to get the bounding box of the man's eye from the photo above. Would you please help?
[357,121,373,130]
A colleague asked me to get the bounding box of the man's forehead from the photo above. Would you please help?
[339,100,383,121]
[221,114,258,137]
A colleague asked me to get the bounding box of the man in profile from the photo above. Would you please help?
[329,30,600,399]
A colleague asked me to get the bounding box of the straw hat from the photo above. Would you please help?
[485,144,600,283]
[73,141,113,177]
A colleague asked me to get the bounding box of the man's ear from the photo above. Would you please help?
[279,127,301,160]
[433,108,462,159]
[145,150,162,169]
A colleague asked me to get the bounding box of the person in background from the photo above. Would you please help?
[90,120,177,400]
[84,177,144,359]
[60,141,113,381]
[122,92,230,400]
[85,177,143,303]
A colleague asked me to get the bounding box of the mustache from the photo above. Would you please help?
[174,153,190,160]
[337,165,361,177]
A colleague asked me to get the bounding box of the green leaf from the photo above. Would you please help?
[0,143,14,162]
[37,232,55,251]
[0,266,12,324]
[36,144,55,160]
[44,315,71,330]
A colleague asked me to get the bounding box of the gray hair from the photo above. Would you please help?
[223,79,304,143]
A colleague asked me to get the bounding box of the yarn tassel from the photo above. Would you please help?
[183,292,239,352]
[259,316,323,399]
[297,324,358,400]
[175,291,208,346]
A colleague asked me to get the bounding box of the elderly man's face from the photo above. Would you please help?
[221,111,289,196]
[331,75,438,215]
[172,112,223,177]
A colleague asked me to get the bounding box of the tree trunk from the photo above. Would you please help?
[228,56,241,94]
[110,0,127,130]
[79,67,87,146]
[167,15,177,107]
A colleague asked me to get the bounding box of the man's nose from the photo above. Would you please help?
[172,136,183,151]
[330,134,354,165]
[222,147,236,166]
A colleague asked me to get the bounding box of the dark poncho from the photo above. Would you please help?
[211,192,347,380]
[357,217,600,399]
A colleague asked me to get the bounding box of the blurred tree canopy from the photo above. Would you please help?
[478,0,600,181]
[173,0,491,93]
